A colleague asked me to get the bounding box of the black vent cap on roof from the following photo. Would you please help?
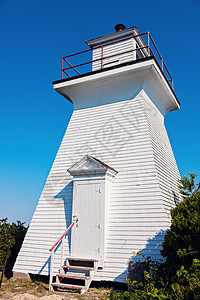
[115,24,126,32]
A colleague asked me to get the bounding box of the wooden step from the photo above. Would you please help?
[63,265,95,271]
[50,258,98,294]
[66,257,98,262]
[51,282,83,290]
[56,274,89,280]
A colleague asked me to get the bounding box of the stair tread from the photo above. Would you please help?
[56,274,89,280]
[66,257,98,262]
[52,282,84,289]
[63,265,95,271]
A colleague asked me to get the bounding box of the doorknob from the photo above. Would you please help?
[73,215,78,222]
[73,215,79,227]
[95,224,101,229]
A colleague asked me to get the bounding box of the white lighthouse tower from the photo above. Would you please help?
[13,25,182,293]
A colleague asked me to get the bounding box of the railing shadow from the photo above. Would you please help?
[38,256,50,275]
[38,181,73,275]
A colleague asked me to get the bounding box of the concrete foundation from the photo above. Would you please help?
[10,272,31,281]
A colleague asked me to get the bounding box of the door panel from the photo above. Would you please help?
[71,181,104,259]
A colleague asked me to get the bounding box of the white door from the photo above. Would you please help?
[71,181,104,260]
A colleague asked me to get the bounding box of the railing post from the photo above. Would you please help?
[60,238,64,275]
[161,58,164,70]
[101,45,103,69]
[61,57,63,80]
[48,222,75,290]
[49,249,54,291]
[148,32,150,56]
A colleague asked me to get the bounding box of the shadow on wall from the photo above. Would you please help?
[54,180,73,228]
[38,183,178,277]
[172,190,181,205]
[114,230,167,283]
[38,255,50,275]
[114,189,180,282]
[38,181,73,275]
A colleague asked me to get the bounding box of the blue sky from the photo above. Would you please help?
[0,0,199,225]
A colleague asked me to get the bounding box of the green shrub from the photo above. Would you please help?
[107,173,200,299]
[0,218,27,278]
[161,173,200,281]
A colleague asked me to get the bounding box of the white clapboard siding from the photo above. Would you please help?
[13,89,181,283]
[92,39,136,71]
[143,92,181,220]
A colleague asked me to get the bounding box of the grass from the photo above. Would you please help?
[0,277,52,298]
[0,277,112,299]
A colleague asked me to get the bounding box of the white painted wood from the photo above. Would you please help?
[13,29,182,284]
[71,181,103,259]
[49,250,54,290]
[86,26,147,71]
[60,238,64,275]
[92,39,136,71]
[68,155,116,264]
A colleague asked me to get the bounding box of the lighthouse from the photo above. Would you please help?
[13,25,182,293]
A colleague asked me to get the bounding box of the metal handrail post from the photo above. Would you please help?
[49,249,54,290]
[61,58,63,80]
[48,222,75,290]
[161,58,163,70]
[60,238,64,275]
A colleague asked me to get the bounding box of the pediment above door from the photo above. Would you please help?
[68,155,117,178]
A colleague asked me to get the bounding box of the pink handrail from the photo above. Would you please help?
[49,222,75,252]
